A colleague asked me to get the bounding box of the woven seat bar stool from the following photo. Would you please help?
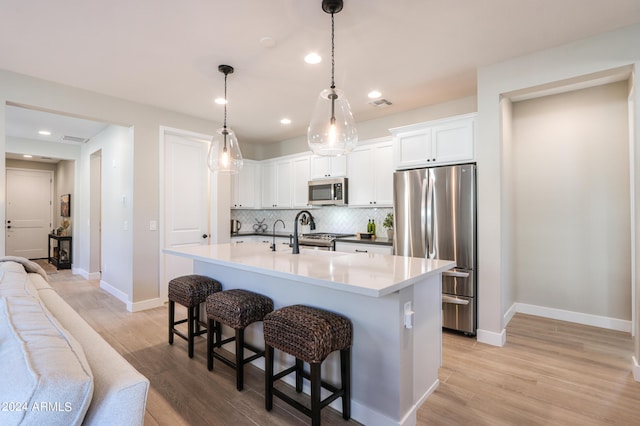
[263,304,352,426]
[206,289,274,391]
[168,275,222,358]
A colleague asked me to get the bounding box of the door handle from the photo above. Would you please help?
[443,270,470,278]
[442,295,469,305]
[202,234,209,239]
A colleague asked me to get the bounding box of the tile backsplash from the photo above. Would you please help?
[231,206,392,237]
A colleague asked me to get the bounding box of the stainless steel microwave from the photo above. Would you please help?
[308,178,348,205]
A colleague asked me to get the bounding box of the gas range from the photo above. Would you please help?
[297,232,354,250]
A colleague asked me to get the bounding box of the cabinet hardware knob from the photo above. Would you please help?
[202,234,209,239]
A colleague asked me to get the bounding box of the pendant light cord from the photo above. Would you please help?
[223,72,228,129]
[330,12,335,89]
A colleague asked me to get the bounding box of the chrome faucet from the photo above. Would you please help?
[292,210,316,254]
[271,219,285,251]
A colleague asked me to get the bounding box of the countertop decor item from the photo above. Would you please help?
[307,0,357,156]
[383,213,394,239]
[207,64,243,174]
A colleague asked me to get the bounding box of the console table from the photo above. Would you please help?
[48,234,72,270]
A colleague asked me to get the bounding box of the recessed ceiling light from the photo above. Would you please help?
[38,130,51,136]
[214,97,227,105]
[304,53,322,64]
[280,118,291,125]
[368,90,382,99]
[23,154,33,158]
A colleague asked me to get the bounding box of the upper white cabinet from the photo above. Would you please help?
[310,155,347,179]
[291,155,311,207]
[261,159,292,208]
[348,138,394,207]
[231,160,259,209]
[391,113,476,170]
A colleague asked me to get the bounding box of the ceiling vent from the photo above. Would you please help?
[369,98,393,108]
[60,135,90,144]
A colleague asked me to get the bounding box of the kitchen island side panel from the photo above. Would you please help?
[193,260,440,425]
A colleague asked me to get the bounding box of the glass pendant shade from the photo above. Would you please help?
[308,88,358,156]
[207,126,243,174]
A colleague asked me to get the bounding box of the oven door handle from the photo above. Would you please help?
[442,295,469,305]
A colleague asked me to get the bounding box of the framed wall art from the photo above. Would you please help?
[61,194,71,217]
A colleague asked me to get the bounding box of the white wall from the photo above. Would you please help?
[80,125,133,299]
[511,82,630,321]
[255,96,477,160]
[476,24,640,349]
[0,69,219,307]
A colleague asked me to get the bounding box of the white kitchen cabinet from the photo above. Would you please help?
[231,160,259,209]
[334,241,393,255]
[348,138,394,207]
[261,159,292,208]
[291,155,311,207]
[391,113,476,170]
[310,155,347,179]
[230,236,258,244]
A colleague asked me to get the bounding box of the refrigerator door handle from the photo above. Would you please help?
[426,171,434,258]
[420,176,428,257]
[442,295,470,305]
[443,270,470,278]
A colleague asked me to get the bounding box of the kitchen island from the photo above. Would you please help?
[164,243,454,426]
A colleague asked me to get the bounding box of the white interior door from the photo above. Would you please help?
[161,132,210,299]
[6,168,53,258]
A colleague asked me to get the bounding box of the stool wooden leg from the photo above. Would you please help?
[216,319,222,348]
[168,300,175,345]
[195,304,201,334]
[207,318,215,371]
[265,345,274,411]
[187,306,195,358]
[310,362,322,426]
[236,328,244,391]
[341,348,351,420]
[295,358,304,393]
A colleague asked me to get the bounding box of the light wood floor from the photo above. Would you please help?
[45,267,640,425]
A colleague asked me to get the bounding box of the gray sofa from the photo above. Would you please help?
[0,257,149,426]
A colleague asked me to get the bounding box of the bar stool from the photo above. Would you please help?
[206,289,274,391]
[263,304,352,426]
[168,275,222,358]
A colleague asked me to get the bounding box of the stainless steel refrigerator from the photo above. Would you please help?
[393,164,476,335]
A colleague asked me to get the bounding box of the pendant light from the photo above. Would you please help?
[307,0,357,156]
[207,64,243,173]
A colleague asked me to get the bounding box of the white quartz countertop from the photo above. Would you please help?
[164,243,455,298]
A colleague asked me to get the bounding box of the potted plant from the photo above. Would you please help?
[383,213,394,240]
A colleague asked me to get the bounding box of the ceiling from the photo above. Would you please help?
[1,0,640,151]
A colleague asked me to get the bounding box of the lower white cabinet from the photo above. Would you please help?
[334,241,393,255]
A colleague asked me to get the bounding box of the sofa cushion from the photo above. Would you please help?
[0,296,94,426]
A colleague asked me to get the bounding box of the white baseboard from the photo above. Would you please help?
[128,297,164,312]
[632,356,640,382]
[99,280,164,312]
[476,328,506,347]
[515,303,632,332]
[73,267,101,280]
[504,302,518,325]
[99,280,129,305]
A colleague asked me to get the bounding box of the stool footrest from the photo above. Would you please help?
[212,344,265,368]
